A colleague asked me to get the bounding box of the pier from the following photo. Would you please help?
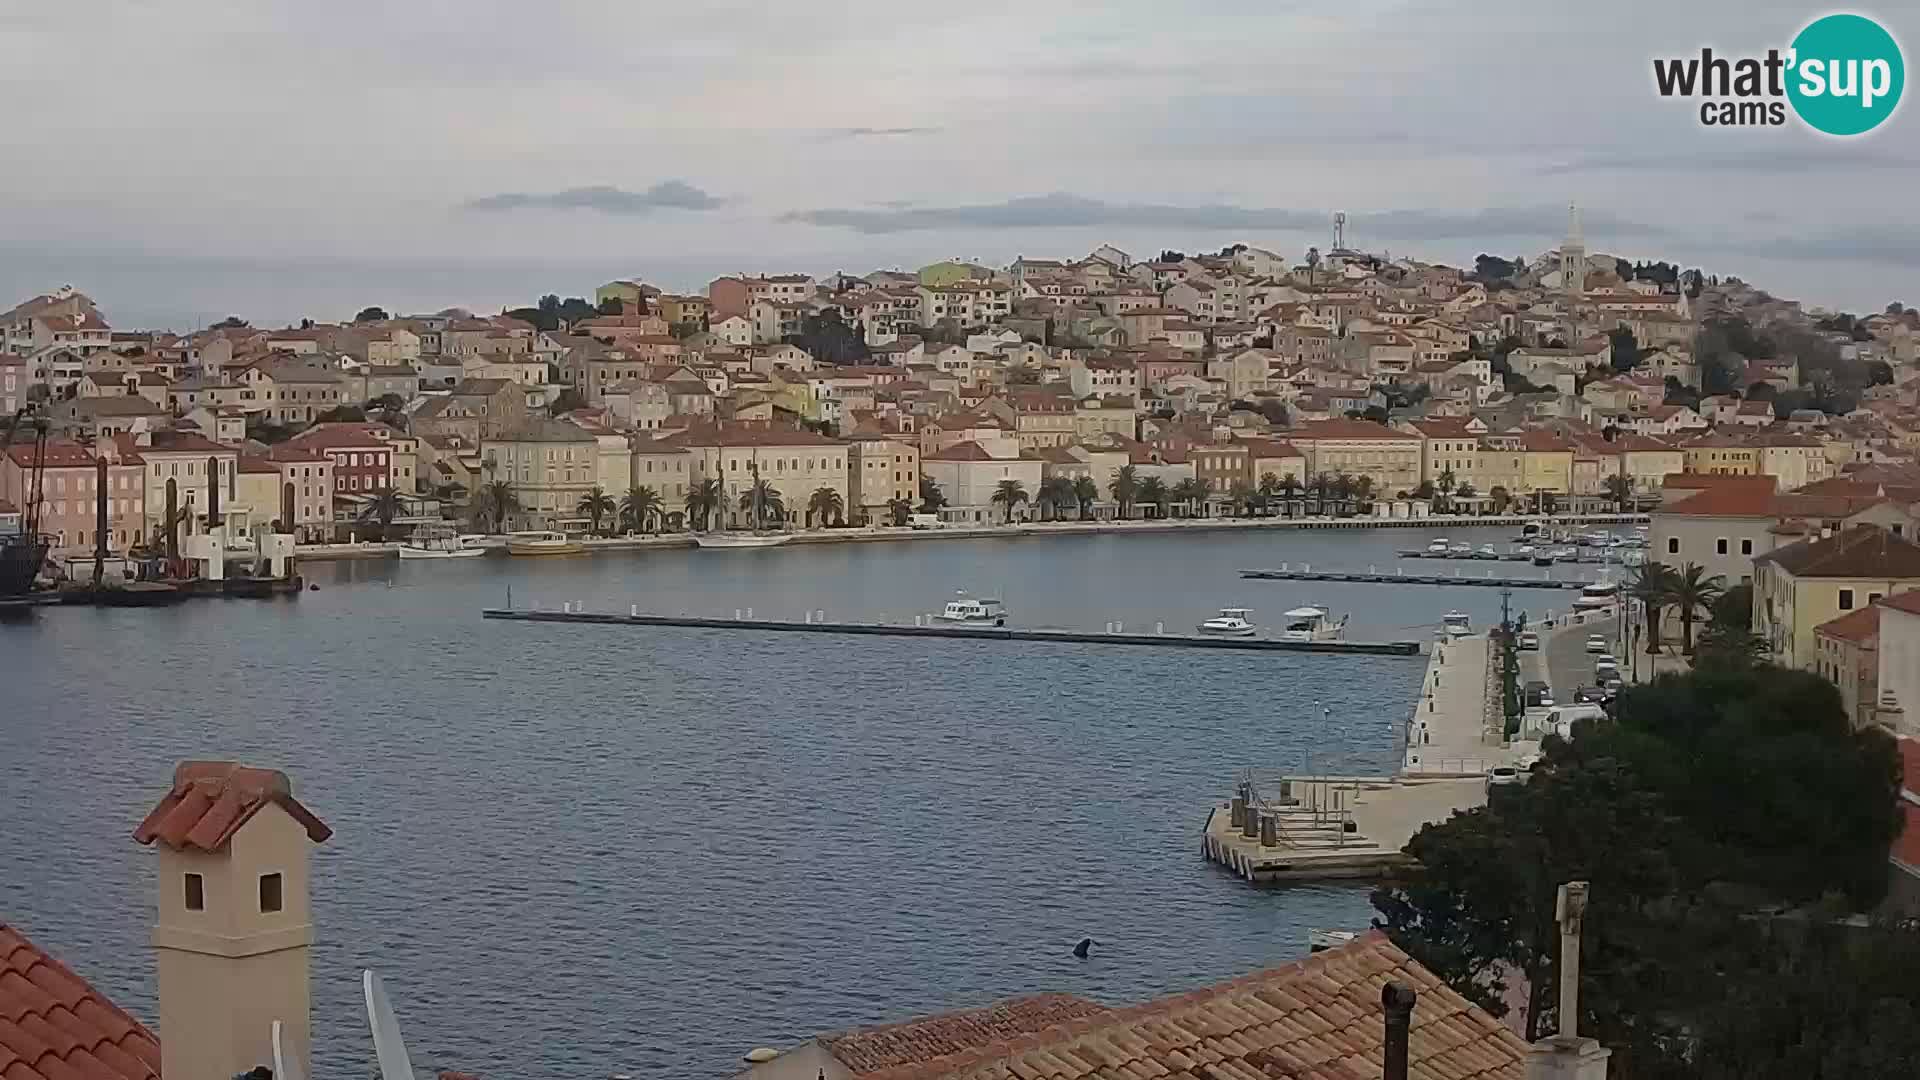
[1240,566,1592,589]
[1394,549,1631,565]
[481,608,1423,656]
[1202,633,1517,883]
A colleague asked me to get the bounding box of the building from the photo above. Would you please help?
[847,435,920,525]
[734,931,1530,1080]
[0,441,145,555]
[285,423,393,495]
[1280,419,1422,494]
[921,441,1044,524]
[481,418,602,528]
[1877,592,1920,738]
[1753,525,1920,669]
[266,446,335,541]
[1813,604,1881,729]
[661,422,849,529]
[984,390,1076,450]
[1649,477,1785,584]
[111,430,242,543]
[410,378,528,442]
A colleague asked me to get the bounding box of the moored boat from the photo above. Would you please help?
[1441,610,1472,638]
[506,530,585,556]
[936,592,1007,623]
[1279,605,1347,642]
[1197,607,1258,636]
[400,523,487,559]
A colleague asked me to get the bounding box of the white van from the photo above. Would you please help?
[1541,703,1607,738]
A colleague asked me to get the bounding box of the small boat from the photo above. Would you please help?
[1279,605,1347,643]
[1441,610,1472,638]
[1425,538,1450,554]
[1308,929,1359,953]
[1533,553,1555,567]
[1573,579,1620,609]
[400,523,487,559]
[1198,607,1258,636]
[506,530,586,556]
[1514,544,1535,557]
[693,531,794,549]
[1476,544,1499,559]
[936,592,1007,623]
[1447,541,1473,555]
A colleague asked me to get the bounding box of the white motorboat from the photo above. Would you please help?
[1574,578,1621,609]
[1477,544,1499,559]
[506,530,585,556]
[1447,541,1473,555]
[693,532,794,549]
[1279,605,1347,642]
[1197,607,1258,636]
[399,524,486,559]
[1441,610,1472,638]
[936,592,1007,623]
[1426,537,1450,554]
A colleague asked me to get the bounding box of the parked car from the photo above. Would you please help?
[1594,653,1618,668]
[1524,680,1553,707]
[1595,662,1621,683]
[1487,765,1523,790]
[1602,676,1625,692]
[1585,634,1608,653]
[1518,631,1540,651]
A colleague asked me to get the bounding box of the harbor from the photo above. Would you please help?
[1240,565,1594,589]
[481,606,1425,655]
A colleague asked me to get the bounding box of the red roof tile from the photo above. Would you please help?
[1881,591,1920,617]
[132,762,332,853]
[1755,526,1920,580]
[1659,484,1784,518]
[1814,605,1882,645]
[0,923,160,1080]
[822,994,1112,1076]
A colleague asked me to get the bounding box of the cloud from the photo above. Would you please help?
[1537,145,1920,175]
[463,181,727,215]
[821,126,942,140]
[779,192,1666,242]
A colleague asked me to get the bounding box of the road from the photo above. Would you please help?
[1533,611,1627,703]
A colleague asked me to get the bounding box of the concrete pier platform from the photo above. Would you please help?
[1241,567,1589,589]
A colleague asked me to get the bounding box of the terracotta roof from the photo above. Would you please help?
[1880,591,1920,617]
[5,442,95,469]
[849,931,1525,1080]
[1283,419,1419,442]
[0,923,161,1080]
[925,441,1002,462]
[661,422,842,449]
[132,761,332,853]
[1756,526,1920,580]
[821,994,1111,1076]
[1814,604,1882,645]
[1659,485,1784,518]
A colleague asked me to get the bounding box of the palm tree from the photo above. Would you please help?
[1229,481,1255,517]
[807,486,845,528]
[1136,476,1168,519]
[359,487,406,539]
[576,486,617,536]
[1308,472,1332,516]
[990,478,1030,524]
[1109,465,1139,519]
[918,475,947,515]
[1258,471,1284,517]
[683,478,722,532]
[620,485,663,534]
[1036,476,1076,522]
[739,479,786,528]
[886,496,914,527]
[1628,560,1676,655]
[1487,484,1510,514]
[1071,475,1099,520]
[1436,468,1457,513]
[1277,473,1302,517]
[1330,472,1355,516]
[478,479,519,534]
[1353,474,1377,508]
[1667,562,1726,656]
[1171,477,1208,518]
[1602,474,1634,512]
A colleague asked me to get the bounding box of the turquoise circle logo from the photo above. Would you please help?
[1787,13,1904,135]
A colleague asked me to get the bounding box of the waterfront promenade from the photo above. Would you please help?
[1202,631,1510,883]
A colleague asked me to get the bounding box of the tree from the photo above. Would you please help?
[1454,481,1477,501]
[211,316,249,330]
[885,497,914,527]
[368,393,407,415]
[1867,360,1895,386]
[1135,476,1168,519]
[1602,474,1634,511]
[575,486,617,536]
[1071,475,1099,521]
[358,487,406,538]
[354,306,389,323]
[620,485,663,534]
[477,480,519,534]
[918,475,947,515]
[548,388,587,416]
[1608,327,1643,373]
[1277,473,1302,516]
[1171,477,1208,518]
[1304,246,1321,288]
[597,296,624,316]
[990,479,1030,524]
[1436,468,1457,512]
[1666,563,1726,656]
[1035,476,1076,522]
[738,479,786,528]
[314,405,367,424]
[683,478,723,532]
[1352,474,1377,507]
[806,486,845,528]
[1109,465,1140,519]
[1486,484,1508,513]
[1628,561,1676,654]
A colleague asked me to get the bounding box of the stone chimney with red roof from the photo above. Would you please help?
[133,762,331,1080]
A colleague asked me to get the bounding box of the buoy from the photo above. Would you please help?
[1072,937,1097,959]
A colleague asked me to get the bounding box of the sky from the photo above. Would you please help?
[2,0,1915,328]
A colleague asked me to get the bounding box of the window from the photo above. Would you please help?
[1870,593,1883,606]
[1839,589,1854,611]
[184,873,204,911]
[259,873,283,913]
[1716,538,1729,555]
[1667,537,1680,555]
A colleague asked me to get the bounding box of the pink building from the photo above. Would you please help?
[1,440,146,555]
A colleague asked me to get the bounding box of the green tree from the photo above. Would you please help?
[1035,476,1076,522]
[806,485,845,528]
[738,479,786,528]
[1602,473,1634,511]
[1170,477,1208,518]
[354,306,389,323]
[917,475,946,515]
[1628,560,1676,654]
[575,486,616,536]
[620,485,663,534]
[1436,467,1457,512]
[1109,465,1140,519]
[1135,475,1168,519]
[1486,484,1508,513]
[886,496,914,527]
[683,478,722,532]
[358,487,406,539]
[1071,475,1099,520]
[1608,326,1643,372]
[1666,562,1726,656]
[1277,473,1302,516]
[1352,474,1376,507]
[990,479,1030,524]
[1694,582,1767,667]
[477,480,519,534]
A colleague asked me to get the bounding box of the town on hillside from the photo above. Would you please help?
[3,213,1918,566]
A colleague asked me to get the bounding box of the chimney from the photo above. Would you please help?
[1526,881,1611,1080]
[134,762,333,1080]
[1381,982,1415,1080]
